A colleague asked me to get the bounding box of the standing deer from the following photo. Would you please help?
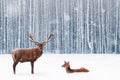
[62,61,89,73]
[11,33,53,74]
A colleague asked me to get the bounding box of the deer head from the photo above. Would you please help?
[62,61,70,68]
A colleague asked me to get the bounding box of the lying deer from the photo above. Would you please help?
[62,61,89,73]
[11,33,53,74]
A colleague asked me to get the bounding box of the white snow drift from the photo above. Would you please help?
[0,54,120,80]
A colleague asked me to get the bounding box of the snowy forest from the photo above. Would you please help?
[0,0,120,54]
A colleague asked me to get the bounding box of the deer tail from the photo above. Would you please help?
[12,52,16,62]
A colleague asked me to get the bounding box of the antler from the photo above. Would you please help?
[42,34,53,45]
[28,33,39,44]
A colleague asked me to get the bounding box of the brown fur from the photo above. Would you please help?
[62,61,89,73]
[11,34,53,74]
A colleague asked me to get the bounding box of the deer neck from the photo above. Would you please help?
[33,47,43,55]
[34,47,43,58]
[66,66,74,73]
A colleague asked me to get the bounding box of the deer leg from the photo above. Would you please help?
[13,61,19,74]
[31,61,34,74]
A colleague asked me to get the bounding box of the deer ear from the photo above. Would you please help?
[67,61,70,64]
[64,61,66,63]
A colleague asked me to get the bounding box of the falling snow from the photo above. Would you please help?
[0,0,120,54]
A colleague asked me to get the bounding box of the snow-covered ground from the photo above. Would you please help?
[0,54,120,80]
